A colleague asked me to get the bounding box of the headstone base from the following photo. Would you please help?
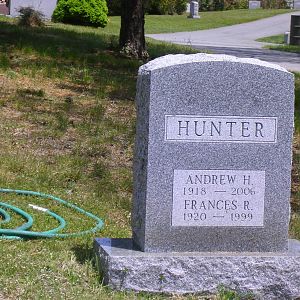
[94,238,300,298]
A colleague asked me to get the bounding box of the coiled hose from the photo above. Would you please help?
[0,189,104,240]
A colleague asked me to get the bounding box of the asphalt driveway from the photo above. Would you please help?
[147,12,300,72]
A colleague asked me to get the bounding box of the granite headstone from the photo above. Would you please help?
[188,1,200,19]
[132,53,294,253]
[9,0,57,19]
[248,0,261,9]
[294,0,300,9]
[95,54,300,297]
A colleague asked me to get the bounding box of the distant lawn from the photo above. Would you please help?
[257,33,300,53]
[101,9,291,35]
[257,34,285,44]
[268,44,300,53]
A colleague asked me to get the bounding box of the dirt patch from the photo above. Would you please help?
[0,293,8,300]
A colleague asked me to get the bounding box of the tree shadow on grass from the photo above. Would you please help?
[0,19,140,101]
[71,243,95,265]
[0,18,198,102]
[71,243,106,285]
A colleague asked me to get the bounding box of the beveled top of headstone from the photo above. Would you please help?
[132,54,294,253]
[139,53,289,74]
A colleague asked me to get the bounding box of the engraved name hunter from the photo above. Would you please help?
[165,115,277,143]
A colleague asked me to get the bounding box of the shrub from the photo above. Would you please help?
[224,0,248,9]
[224,0,236,9]
[199,0,214,11]
[175,0,188,14]
[52,0,108,28]
[239,0,248,8]
[147,0,188,15]
[106,0,121,16]
[214,0,225,10]
[261,0,289,8]
[159,0,176,15]
[200,0,224,11]
[147,0,162,14]
[18,7,45,27]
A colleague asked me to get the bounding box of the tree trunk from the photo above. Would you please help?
[119,0,148,60]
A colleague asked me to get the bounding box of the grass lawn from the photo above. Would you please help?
[256,34,285,44]
[100,9,292,35]
[268,43,300,53]
[0,15,299,300]
[257,34,300,53]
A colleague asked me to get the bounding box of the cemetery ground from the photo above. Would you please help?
[104,9,291,35]
[0,12,299,300]
[257,34,300,53]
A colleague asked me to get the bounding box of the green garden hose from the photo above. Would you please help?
[0,188,104,240]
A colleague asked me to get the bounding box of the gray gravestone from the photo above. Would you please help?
[132,53,294,253]
[188,1,200,19]
[294,0,300,8]
[248,0,261,9]
[9,0,57,19]
[95,54,300,297]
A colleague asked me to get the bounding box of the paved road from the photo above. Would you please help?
[147,12,300,72]
[193,45,300,72]
[147,12,298,48]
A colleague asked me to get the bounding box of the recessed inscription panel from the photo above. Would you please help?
[165,115,277,143]
[172,170,265,227]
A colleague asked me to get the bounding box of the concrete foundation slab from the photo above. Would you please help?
[94,238,300,299]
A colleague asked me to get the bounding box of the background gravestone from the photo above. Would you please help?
[9,0,57,19]
[248,0,261,9]
[188,1,200,18]
[294,0,300,9]
[132,54,294,253]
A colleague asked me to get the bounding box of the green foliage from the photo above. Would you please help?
[17,7,45,27]
[175,0,188,14]
[52,0,108,28]
[147,0,162,14]
[106,0,121,16]
[224,0,248,10]
[261,0,289,8]
[199,0,249,11]
[214,0,226,10]
[147,0,188,15]
[200,0,224,11]
[156,0,176,15]
[107,0,187,16]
